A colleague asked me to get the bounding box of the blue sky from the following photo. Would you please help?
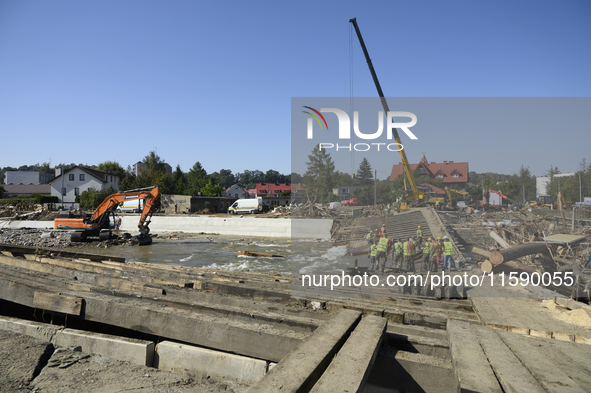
[1,1,590,178]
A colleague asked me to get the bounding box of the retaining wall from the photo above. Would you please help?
[0,217,333,239]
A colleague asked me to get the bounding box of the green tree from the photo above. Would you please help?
[201,179,222,196]
[355,180,392,205]
[304,147,337,203]
[0,184,4,198]
[356,158,373,185]
[211,169,235,189]
[187,162,208,195]
[172,165,188,194]
[97,161,126,179]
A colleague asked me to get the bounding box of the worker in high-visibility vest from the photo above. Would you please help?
[421,238,431,272]
[429,238,439,272]
[368,240,378,270]
[366,230,373,245]
[416,226,424,247]
[403,237,416,272]
[435,199,440,211]
[376,235,389,273]
[443,236,454,271]
[393,239,403,269]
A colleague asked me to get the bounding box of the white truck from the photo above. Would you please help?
[116,199,145,213]
[228,197,264,214]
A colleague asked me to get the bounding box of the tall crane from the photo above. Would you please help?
[349,18,425,209]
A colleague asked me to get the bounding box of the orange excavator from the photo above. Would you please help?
[54,186,160,245]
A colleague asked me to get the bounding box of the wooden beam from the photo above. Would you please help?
[33,291,83,315]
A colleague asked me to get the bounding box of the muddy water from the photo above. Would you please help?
[87,236,358,275]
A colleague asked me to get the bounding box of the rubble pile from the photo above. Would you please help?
[0,203,59,221]
[0,228,134,249]
[444,208,591,298]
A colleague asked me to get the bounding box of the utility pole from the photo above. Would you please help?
[374,169,377,207]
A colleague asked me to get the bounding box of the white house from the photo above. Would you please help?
[49,166,120,206]
[225,184,248,199]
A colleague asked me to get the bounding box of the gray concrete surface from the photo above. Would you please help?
[156,341,269,383]
[247,309,361,393]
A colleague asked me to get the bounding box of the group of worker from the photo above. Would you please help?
[378,198,403,215]
[367,225,455,273]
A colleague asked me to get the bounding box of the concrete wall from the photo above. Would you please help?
[160,194,192,214]
[0,217,334,239]
[120,216,333,239]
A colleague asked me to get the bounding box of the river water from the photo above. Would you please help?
[88,235,357,275]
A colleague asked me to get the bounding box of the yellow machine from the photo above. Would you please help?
[350,18,425,210]
[528,194,553,208]
[444,187,470,207]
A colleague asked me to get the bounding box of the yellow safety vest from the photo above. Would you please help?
[377,237,389,252]
[370,244,378,257]
[423,243,431,254]
[444,241,453,256]
[417,229,423,237]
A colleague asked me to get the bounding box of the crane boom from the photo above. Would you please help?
[349,17,424,207]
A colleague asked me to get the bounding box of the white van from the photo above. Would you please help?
[117,199,145,213]
[228,197,263,214]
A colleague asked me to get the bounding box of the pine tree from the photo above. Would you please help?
[356,158,373,185]
[304,147,336,203]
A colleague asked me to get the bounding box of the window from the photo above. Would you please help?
[80,174,85,181]
[452,173,460,178]
[74,188,80,196]
[235,193,238,198]
[436,174,444,178]
[69,174,74,181]
[61,187,66,196]
[342,188,349,194]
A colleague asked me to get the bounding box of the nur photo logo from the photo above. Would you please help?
[302,106,418,152]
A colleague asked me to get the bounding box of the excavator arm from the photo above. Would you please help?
[55,186,160,244]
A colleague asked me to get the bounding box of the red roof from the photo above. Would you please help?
[255,183,291,196]
[419,183,446,195]
[390,155,468,184]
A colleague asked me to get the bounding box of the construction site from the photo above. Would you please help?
[0,195,591,392]
[1,7,589,393]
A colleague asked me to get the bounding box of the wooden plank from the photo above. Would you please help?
[447,319,502,393]
[310,315,387,393]
[497,331,587,393]
[474,326,545,393]
[33,291,83,315]
[246,309,361,393]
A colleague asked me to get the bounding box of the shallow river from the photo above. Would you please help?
[87,235,359,275]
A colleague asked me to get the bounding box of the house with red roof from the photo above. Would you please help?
[390,155,469,188]
[255,183,292,207]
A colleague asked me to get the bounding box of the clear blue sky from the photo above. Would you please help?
[1,1,590,178]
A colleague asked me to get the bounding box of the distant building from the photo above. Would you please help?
[536,173,575,197]
[389,155,469,188]
[133,161,172,177]
[49,166,120,206]
[4,171,53,185]
[3,184,51,197]
[332,185,364,201]
[255,183,291,207]
[225,184,248,199]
